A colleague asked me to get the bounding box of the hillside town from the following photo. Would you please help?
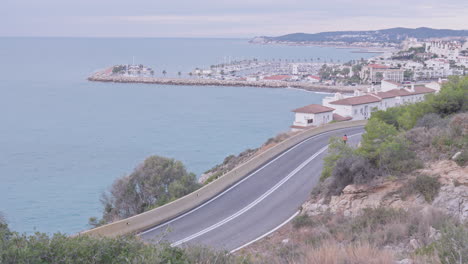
[191,38,467,85]
[289,38,468,130]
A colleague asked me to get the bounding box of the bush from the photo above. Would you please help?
[359,118,398,163]
[378,137,422,175]
[0,232,246,264]
[434,223,468,264]
[321,137,355,181]
[0,221,248,264]
[327,154,377,195]
[415,113,449,129]
[454,150,468,167]
[410,175,441,203]
[96,155,200,224]
[292,214,314,229]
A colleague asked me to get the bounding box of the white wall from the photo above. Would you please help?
[293,112,333,127]
[329,104,352,118]
[351,102,381,120]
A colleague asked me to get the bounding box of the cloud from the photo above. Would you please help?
[1,0,467,37]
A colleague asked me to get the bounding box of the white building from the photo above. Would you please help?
[321,85,436,120]
[292,83,436,129]
[291,104,335,131]
[457,56,468,68]
[360,64,405,83]
[425,41,461,60]
[324,95,381,120]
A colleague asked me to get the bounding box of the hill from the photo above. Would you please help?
[253,27,468,44]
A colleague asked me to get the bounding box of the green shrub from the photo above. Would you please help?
[0,222,249,264]
[454,150,468,167]
[411,175,441,203]
[204,171,223,185]
[96,155,200,224]
[321,137,355,181]
[359,118,398,163]
[378,137,422,175]
[292,214,314,229]
[434,223,468,264]
[327,154,377,195]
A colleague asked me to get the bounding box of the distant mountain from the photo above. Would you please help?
[254,27,468,44]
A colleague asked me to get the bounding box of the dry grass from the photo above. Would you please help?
[300,241,395,264]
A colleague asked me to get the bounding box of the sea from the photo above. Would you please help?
[0,37,373,234]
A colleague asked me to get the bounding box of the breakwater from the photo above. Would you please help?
[88,69,363,93]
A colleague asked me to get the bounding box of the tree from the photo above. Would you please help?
[162,70,167,77]
[375,72,384,82]
[97,156,200,223]
[404,70,413,80]
[178,71,182,77]
[358,118,398,163]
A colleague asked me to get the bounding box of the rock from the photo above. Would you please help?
[301,159,468,224]
[452,151,462,161]
[398,259,413,264]
[429,226,441,240]
[409,239,420,250]
[281,239,289,244]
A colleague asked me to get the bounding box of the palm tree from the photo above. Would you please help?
[162,70,167,77]
[178,71,182,77]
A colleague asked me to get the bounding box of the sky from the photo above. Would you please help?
[2,0,468,38]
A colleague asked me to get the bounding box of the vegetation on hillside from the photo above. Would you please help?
[0,217,247,264]
[243,207,467,264]
[89,155,200,227]
[320,76,467,196]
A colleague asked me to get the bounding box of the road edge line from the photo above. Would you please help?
[229,211,300,253]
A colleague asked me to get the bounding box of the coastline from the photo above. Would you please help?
[88,69,365,93]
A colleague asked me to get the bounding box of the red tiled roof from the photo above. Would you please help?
[333,113,352,121]
[386,89,412,97]
[374,86,435,99]
[329,95,381,106]
[292,104,335,114]
[264,75,291,81]
[411,86,436,95]
[308,75,321,80]
[373,91,397,99]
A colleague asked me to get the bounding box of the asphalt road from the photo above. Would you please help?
[139,126,364,252]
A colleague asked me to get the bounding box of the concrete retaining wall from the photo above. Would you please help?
[80,120,367,237]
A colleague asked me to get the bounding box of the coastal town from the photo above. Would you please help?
[89,37,468,129]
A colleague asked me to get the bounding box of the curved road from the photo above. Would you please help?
[139,126,364,252]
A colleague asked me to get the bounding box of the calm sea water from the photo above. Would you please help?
[0,38,372,234]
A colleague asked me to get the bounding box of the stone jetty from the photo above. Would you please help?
[88,68,365,93]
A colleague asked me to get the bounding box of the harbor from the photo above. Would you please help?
[88,64,371,93]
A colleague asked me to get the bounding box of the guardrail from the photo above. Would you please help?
[80,120,367,237]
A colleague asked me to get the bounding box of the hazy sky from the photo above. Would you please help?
[2,0,467,38]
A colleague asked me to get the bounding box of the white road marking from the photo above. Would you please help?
[139,127,361,236]
[171,132,362,247]
[171,145,331,246]
[229,211,300,253]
